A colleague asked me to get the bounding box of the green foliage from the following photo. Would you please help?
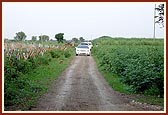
[49,48,72,59]
[92,38,164,97]
[39,35,50,42]
[31,36,37,41]
[55,33,64,43]
[63,50,71,58]
[14,31,27,41]
[4,47,74,110]
[72,38,79,43]
[49,50,62,58]
[4,76,42,108]
[79,37,85,42]
[37,52,52,65]
[4,52,52,80]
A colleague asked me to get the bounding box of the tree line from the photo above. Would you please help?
[12,32,65,43]
[8,32,86,43]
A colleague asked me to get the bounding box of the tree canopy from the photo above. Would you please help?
[72,38,79,43]
[32,36,37,41]
[14,31,27,41]
[79,37,85,42]
[55,33,64,43]
[39,35,49,42]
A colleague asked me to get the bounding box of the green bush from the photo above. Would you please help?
[4,48,74,109]
[16,60,33,74]
[4,76,43,107]
[4,50,53,108]
[4,56,22,79]
[37,55,50,65]
[64,50,71,58]
[49,50,62,58]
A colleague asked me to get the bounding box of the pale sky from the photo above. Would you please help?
[2,2,165,40]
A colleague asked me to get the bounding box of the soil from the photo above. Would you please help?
[30,56,164,111]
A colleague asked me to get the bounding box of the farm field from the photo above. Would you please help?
[3,2,165,112]
[4,40,75,110]
[92,37,164,106]
[3,37,165,111]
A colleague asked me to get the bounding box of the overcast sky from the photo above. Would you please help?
[3,2,165,40]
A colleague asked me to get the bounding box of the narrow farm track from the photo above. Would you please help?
[31,56,162,111]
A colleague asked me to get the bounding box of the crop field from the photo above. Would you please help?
[4,40,75,110]
[92,37,164,98]
[4,37,165,110]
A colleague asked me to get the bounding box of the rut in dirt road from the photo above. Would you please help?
[32,56,147,111]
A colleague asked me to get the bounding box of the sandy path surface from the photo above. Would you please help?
[31,56,163,111]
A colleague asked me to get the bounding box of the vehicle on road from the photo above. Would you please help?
[80,42,93,50]
[75,45,91,56]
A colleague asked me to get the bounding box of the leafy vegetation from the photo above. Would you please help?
[39,35,50,42]
[55,33,64,43]
[14,31,27,41]
[92,37,164,98]
[4,44,74,110]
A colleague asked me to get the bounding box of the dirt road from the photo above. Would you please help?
[32,56,163,111]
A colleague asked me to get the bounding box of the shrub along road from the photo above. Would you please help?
[31,56,163,111]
